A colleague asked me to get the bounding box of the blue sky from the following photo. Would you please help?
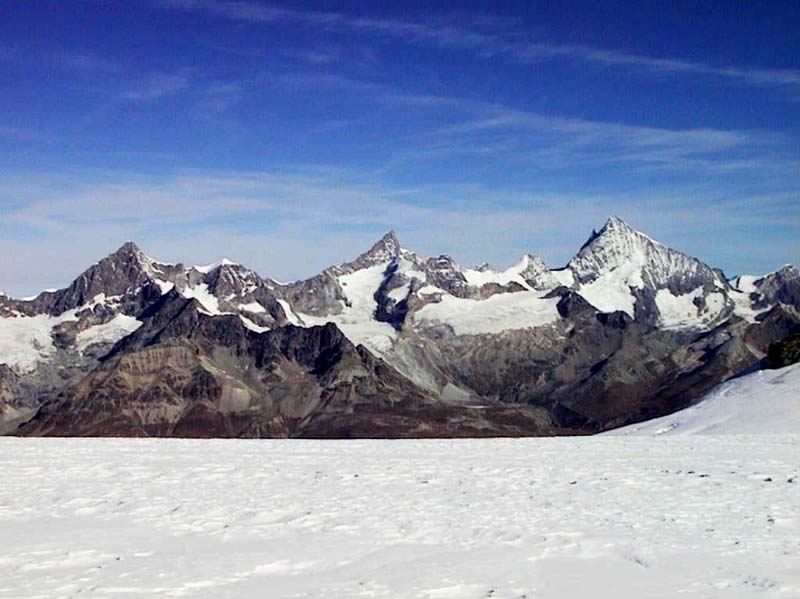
[1,0,798,295]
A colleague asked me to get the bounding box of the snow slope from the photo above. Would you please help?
[609,364,800,436]
[76,314,143,353]
[0,310,80,372]
[1,436,797,598]
[415,291,561,335]
[297,264,398,353]
[180,283,222,315]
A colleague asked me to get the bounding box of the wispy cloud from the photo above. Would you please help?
[511,43,800,86]
[157,0,800,87]
[289,79,790,176]
[2,166,796,296]
[117,73,192,100]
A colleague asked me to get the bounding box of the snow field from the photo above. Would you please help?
[0,310,80,372]
[1,435,798,598]
[415,292,561,335]
[609,364,800,436]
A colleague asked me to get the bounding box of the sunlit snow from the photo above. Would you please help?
[609,364,800,436]
[297,263,397,354]
[415,291,561,335]
[1,434,797,597]
[0,310,80,372]
[76,314,143,353]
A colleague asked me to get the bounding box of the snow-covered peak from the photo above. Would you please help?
[461,253,558,292]
[515,254,560,291]
[761,264,799,283]
[424,254,461,272]
[193,257,241,273]
[571,217,659,280]
[599,215,637,238]
[570,217,718,289]
[742,264,800,313]
[567,217,728,323]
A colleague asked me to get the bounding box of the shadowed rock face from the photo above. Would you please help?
[4,218,800,438]
[18,294,558,438]
[752,266,800,310]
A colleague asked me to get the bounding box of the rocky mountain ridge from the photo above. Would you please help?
[2,217,798,436]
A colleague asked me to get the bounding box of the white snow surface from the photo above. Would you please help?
[655,287,704,329]
[0,310,80,372]
[609,364,800,436]
[238,315,270,334]
[415,291,561,335]
[238,301,266,314]
[731,275,760,294]
[730,287,767,324]
[1,435,798,598]
[193,259,238,274]
[654,287,726,330]
[576,269,638,317]
[180,284,221,315]
[298,263,397,354]
[462,257,532,290]
[152,279,175,295]
[276,299,303,326]
[76,314,142,352]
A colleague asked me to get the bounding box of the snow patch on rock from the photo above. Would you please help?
[181,284,221,315]
[76,314,142,353]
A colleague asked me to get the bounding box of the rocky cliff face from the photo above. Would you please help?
[3,217,798,437]
[21,293,555,438]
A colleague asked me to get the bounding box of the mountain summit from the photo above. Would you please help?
[342,230,402,272]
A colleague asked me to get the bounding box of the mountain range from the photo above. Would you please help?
[1,216,797,437]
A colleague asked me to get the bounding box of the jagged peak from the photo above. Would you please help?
[338,230,403,272]
[604,215,634,231]
[776,264,799,277]
[425,254,461,270]
[103,241,166,272]
[117,240,141,252]
[568,216,723,297]
[516,253,548,269]
[574,216,667,260]
[753,264,800,286]
[107,241,145,261]
[734,265,798,289]
[367,230,401,258]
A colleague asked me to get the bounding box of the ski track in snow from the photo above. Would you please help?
[1,436,798,598]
